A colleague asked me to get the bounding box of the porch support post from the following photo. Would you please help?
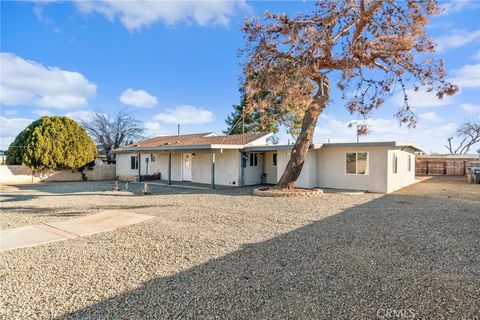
[240,152,245,186]
[168,153,172,185]
[211,152,216,189]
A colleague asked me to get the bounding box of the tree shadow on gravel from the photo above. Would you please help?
[0,194,39,203]
[57,192,479,320]
[1,204,174,217]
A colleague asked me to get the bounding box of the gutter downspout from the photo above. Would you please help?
[240,151,245,187]
[211,153,216,189]
[168,153,172,185]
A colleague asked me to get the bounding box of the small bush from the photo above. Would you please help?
[140,183,151,195]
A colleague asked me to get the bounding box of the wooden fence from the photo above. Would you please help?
[415,156,480,176]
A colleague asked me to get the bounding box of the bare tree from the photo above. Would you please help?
[82,110,144,159]
[445,122,480,154]
[241,0,458,189]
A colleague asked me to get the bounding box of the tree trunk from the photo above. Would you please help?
[275,77,329,190]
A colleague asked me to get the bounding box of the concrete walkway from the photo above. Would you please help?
[0,211,153,251]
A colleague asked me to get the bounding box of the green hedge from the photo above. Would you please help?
[6,116,97,170]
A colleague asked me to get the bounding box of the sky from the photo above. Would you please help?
[1,0,479,154]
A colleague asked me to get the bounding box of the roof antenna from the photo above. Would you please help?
[177,124,180,136]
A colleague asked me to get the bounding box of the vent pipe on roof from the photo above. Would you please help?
[177,124,180,136]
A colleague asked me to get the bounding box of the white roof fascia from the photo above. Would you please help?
[116,144,246,153]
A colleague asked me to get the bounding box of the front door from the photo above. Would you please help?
[182,153,192,181]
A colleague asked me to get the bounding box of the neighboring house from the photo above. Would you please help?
[114,132,421,193]
[0,150,6,166]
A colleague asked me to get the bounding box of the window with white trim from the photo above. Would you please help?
[407,154,411,172]
[130,156,139,170]
[346,152,368,175]
[272,153,277,167]
[151,155,156,162]
[250,153,258,167]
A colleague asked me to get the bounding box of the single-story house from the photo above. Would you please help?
[114,132,421,193]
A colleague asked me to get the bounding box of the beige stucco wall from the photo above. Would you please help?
[115,146,417,192]
[116,153,139,181]
[275,149,318,188]
[387,149,416,193]
[191,153,211,184]
[139,153,169,177]
[188,151,241,186]
[305,151,318,187]
[316,146,389,193]
[213,150,241,186]
[170,154,182,181]
[118,150,240,186]
[0,166,38,184]
[0,161,115,184]
[117,153,182,181]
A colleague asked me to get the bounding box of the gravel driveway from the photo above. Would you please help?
[0,178,478,319]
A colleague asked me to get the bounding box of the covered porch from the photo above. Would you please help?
[133,179,234,190]
[117,147,242,189]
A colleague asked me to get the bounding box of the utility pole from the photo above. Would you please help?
[242,105,245,144]
[349,120,360,143]
[242,106,245,134]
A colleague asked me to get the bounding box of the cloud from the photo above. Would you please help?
[64,110,96,122]
[441,0,480,14]
[418,112,443,122]
[74,0,248,31]
[144,121,169,137]
[461,103,480,114]
[472,49,480,61]
[434,28,480,52]
[32,4,63,34]
[33,5,53,24]
[393,89,454,109]
[0,116,34,150]
[0,52,96,109]
[3,109,18,116]
[449,63,480,88]
[154,105,215,124]
[119,88,158,108]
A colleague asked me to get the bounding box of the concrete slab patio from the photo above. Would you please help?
[0,211,153,251]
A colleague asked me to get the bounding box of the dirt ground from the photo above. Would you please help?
[398,176,480,201]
